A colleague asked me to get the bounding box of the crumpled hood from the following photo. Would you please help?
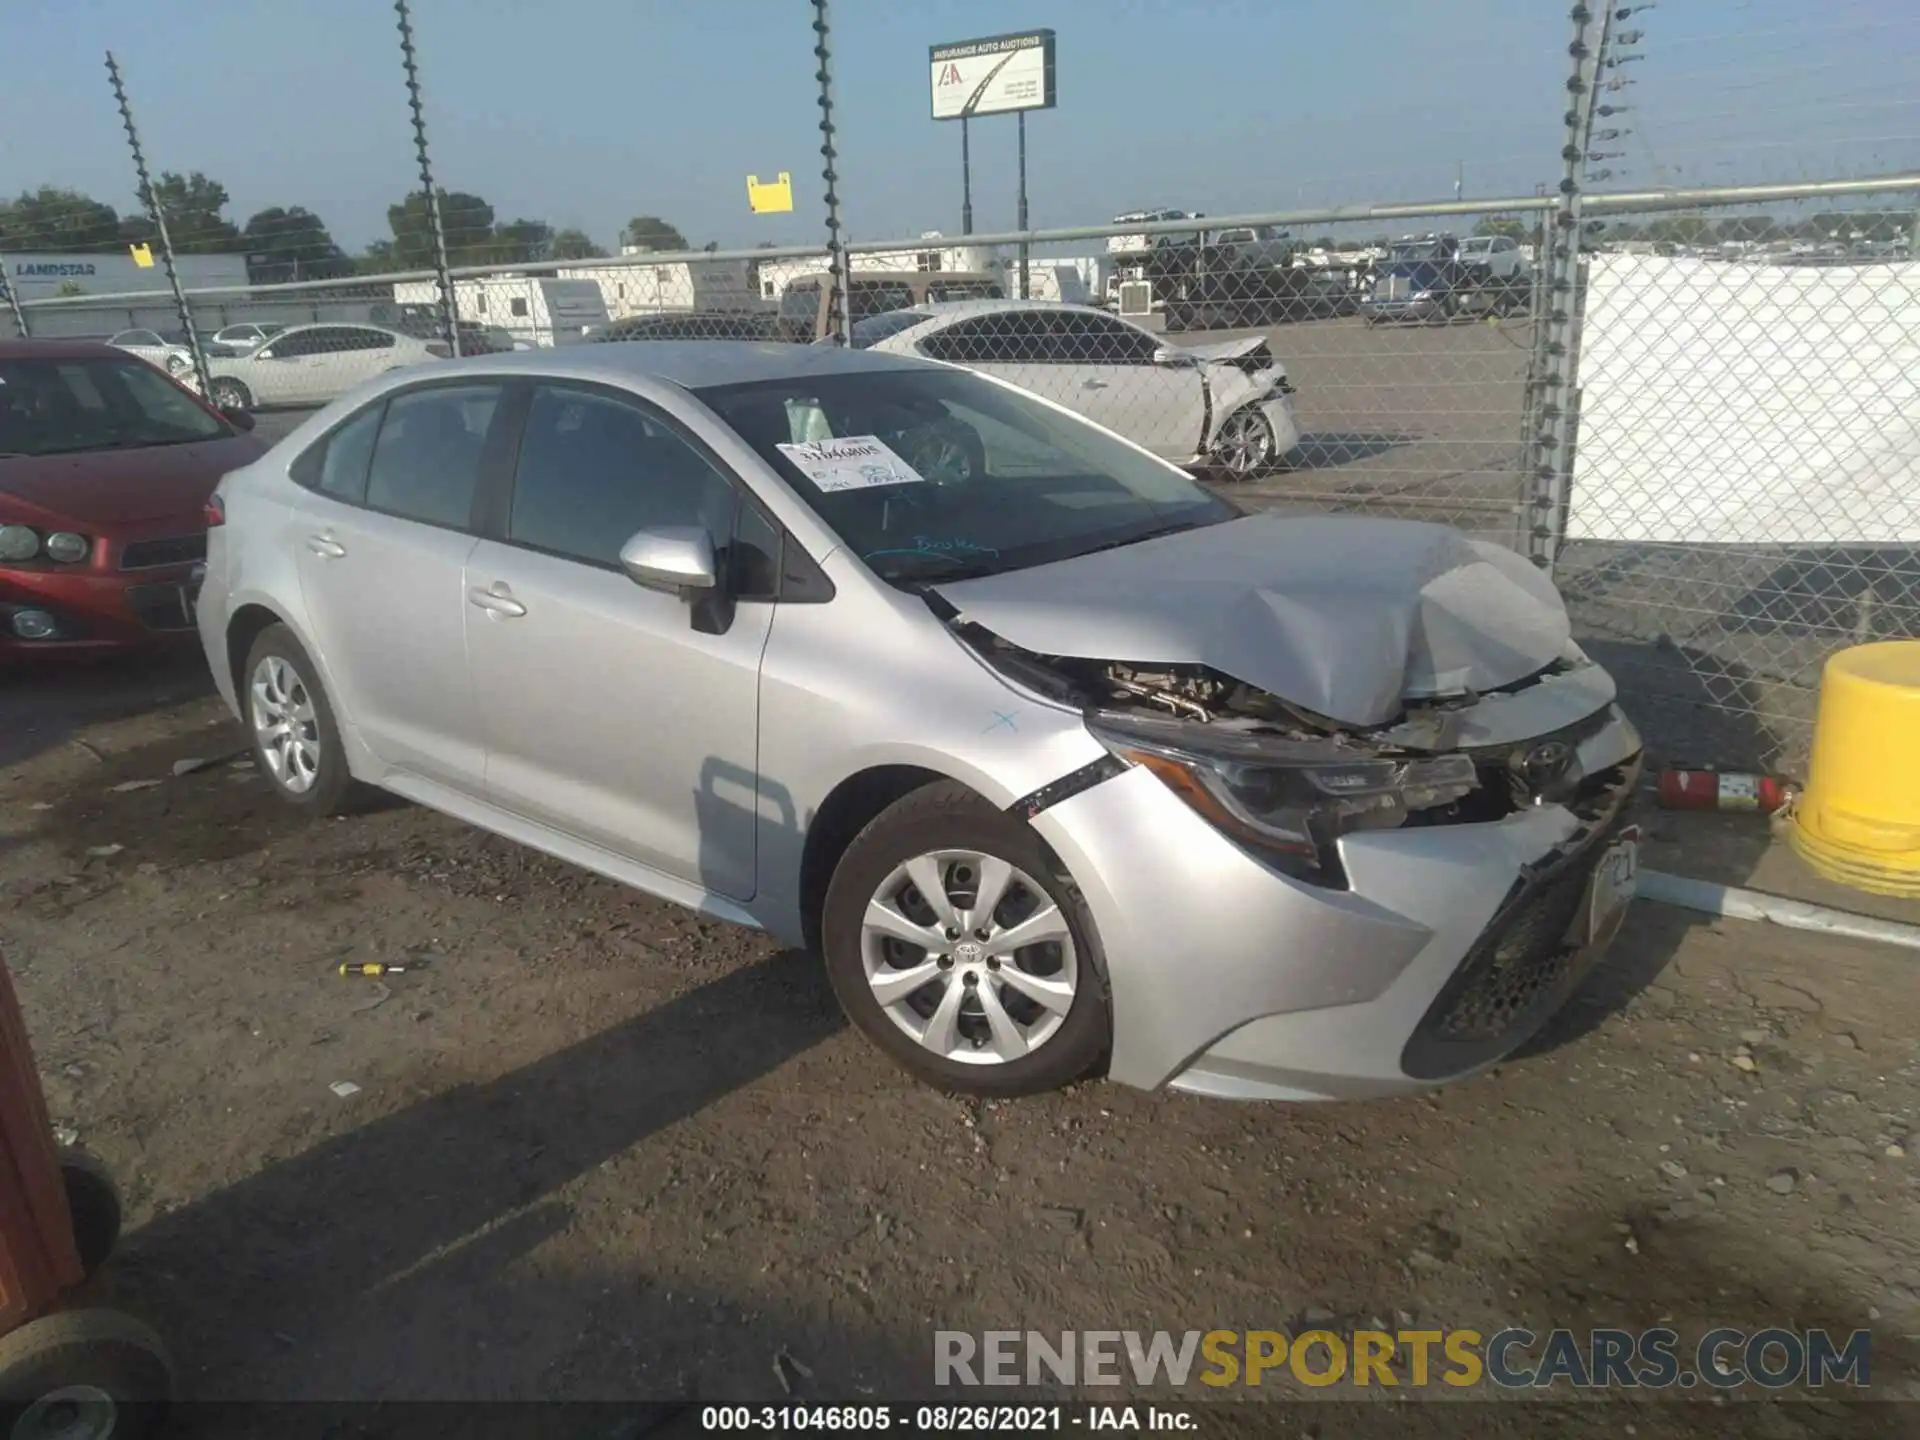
[1177,334,1275,364]
[934,514,1572,727]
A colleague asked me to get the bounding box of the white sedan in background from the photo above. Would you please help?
[107,328,195,377]
[203,323,444,412]
[854,300,1301,480]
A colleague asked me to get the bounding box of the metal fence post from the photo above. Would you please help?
[1527,1,1614,572]
[0,268,27,340]
[395,0,459,357]
[811,0,850,346]
[105,52,212,401]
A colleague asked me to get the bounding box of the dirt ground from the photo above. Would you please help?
[2,652,1917,1438]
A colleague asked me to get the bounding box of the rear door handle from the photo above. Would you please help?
[1082,379,1108,390]
[305,535,346,558]
[468,585,527,618]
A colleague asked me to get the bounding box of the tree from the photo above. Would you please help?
[621,215,688,252]
[0,186,122,252]
[358,238,398,274]
[1474,216,1530,241]
[1643,215,1713,246]
[146,171,241,253]
[550,227,607,260]
[386,188,499,268]
[491,217,554,264]
[1714,215,1781,244]
[242,206,351,283]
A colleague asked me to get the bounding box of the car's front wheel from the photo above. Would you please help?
[242,625,365,814]
[821,782,1111,1097]
[1209,403,1280,481]
[208,377,252,413]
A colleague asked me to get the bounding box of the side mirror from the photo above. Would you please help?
[220,405,256,432]
[255,348,276,360]
[1151,345,1186,367]
[619,525,717,596]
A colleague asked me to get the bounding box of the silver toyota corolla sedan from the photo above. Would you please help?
[194,342,1643,1101]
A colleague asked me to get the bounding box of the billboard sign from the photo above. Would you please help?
[930,30,1056,121]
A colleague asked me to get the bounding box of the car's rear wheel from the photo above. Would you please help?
[208,377,251,412]
[1209,404,1279,481]
[821,782,1110,1097]
[241,625,364,815]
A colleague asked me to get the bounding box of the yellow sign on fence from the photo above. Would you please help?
[129,243,154,268]
[747,173,793,214]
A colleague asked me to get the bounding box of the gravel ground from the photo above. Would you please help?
[2,656,1917,1438]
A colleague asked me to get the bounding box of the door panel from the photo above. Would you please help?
[464,541,769,897]
[292,492,485,788]
[466,383,770,897]
[288,383,502,793]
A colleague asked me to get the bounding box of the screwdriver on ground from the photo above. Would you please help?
[338,961,414,977]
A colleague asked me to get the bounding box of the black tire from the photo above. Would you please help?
[57,1149,122,1280]
[239,624,367,815]
[0,1310,174,1440]
[820,781,1111,1098]
[208,376,252,412]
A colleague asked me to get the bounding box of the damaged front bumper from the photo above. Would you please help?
[1025,699,1644,1101]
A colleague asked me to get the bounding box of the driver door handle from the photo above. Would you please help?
[305,535,346,559]
[1081,378,1108,390]
[468,585,527,618]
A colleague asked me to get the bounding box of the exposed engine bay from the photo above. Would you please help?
[951,617,1631,826]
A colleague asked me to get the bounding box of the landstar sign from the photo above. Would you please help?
[929,30,1056,121]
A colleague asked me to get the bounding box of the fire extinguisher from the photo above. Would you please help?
[1656,768,1793,813]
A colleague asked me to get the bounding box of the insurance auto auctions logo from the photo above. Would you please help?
[935,1327,1872,1391]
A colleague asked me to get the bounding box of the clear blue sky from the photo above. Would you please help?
[2,0,1914,253]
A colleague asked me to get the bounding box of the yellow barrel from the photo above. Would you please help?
[1789,640,1920,897]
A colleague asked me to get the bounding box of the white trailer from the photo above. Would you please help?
[392,275,609,347]
[558,258,764,320]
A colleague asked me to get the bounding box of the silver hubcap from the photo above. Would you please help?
[860,849,1077,1066]
[13,1386,118,1440]
[1215,408,1274,476]
[250,655,321,795]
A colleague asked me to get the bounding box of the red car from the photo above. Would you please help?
[0,339,266,658]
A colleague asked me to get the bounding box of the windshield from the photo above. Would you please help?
[848,309,932,349]
[0,355,229,458]
[696,367,1238,584]
[1389,241,1449,263]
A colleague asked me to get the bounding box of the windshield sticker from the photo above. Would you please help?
[776,435,928,493]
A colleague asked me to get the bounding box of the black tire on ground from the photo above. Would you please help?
[239,623,369,816]
[820,780,1111,1098]
[57,1149,122,1280]
[0,1309,175,1440]
[208,377,252,412]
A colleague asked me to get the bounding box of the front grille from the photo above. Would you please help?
[120,534,206,571]
[124,581,197,632]
[1400,795,1637,1081]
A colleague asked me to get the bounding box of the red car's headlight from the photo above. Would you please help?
[0,525,41,562]
[44,531,91,563]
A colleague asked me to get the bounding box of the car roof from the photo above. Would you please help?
[410,339,935,389]
[889,298,1113,321]
[0,338,145,362]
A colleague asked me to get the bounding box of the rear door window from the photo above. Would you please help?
[363,384,502,529]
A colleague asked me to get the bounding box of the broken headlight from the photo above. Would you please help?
[1085,710,1478,886]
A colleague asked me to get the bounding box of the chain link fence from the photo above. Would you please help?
[2,4,1916,773]
[1559,186,1920,770]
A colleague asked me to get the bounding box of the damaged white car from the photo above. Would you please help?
[196,343,1640,1102]
[852,299,1301,480]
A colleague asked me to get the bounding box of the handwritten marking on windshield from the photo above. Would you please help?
[863,534,1001,563]
[984,711,1019,733]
